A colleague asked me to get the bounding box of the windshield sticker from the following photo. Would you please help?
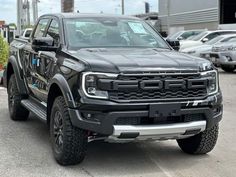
[128,22,148,34]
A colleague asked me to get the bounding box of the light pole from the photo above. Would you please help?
[166,0,170,34]
[23,0,30,26]
[17,0,23,35]
[32,0,39,24]
[121,0,124,15]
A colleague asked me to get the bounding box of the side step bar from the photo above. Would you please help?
[21,98,47,121]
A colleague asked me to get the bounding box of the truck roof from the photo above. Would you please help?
[40,13,140,20]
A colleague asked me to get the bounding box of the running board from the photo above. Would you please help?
[21,99,47,122]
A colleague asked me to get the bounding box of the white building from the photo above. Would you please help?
[159,0,236,34]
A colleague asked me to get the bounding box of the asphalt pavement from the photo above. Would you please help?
[0,70,235,177]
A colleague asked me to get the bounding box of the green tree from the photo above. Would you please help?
[0,35,9,66]
[8,23,17,29]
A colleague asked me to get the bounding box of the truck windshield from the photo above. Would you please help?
[64,18,170,50]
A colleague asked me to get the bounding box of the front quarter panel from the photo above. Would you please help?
[6,56,28,95]
[48,74,77,108]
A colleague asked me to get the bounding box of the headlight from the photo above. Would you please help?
[201,70,219,95]
[212,47,226,52]
[227,46,236,51]
[187,50,196,54]
[82,72,118,99]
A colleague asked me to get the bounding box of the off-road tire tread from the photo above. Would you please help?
[177,124,219,154]
[8,74,29,120]
[221,65,235,73]
[51,96,88,166]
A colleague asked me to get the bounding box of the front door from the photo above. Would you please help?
[31,19,61,102]
[23,18,50,101]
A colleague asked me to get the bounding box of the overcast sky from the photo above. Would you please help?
[0,0,158,24]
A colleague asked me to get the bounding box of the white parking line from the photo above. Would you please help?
[146,152,175,177]
[142,144,175,177]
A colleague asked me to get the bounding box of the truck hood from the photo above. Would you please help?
[69,48,212,73]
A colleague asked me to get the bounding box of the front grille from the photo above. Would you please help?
[109,89,206,100]
[114,114,205,125]
[108,73,208,101]
[212,47,221,52]
[210,54,219,58]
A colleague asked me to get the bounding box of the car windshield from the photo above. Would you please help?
[167,31,183,40]
[191,31,209,41]
[205,36,224,45]
[64,17,170,50]
[180,30,203,40]
[25,30,32,37]
[221,36,236,43]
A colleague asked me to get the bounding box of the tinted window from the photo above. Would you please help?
[46,20,60,46]
[25,30,32,37]
[33,19,49,38]
[219,31,236,35]
[181,31,202,40]
[204,33,219,41]
[167,31,183,40]
[225,37,236,42]
[191,31,209,41]
[206,36,224,45]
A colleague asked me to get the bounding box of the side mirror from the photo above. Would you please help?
[177,36,183,40]
[166,39,180,51]
[202,38,209,43]
[32,37,58,52]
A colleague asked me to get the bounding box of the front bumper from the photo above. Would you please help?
[107,121,206,142]
[69,92,223,140]
[203,52,236,66]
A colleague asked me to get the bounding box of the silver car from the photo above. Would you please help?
[206,41,236,72]
[167,30,205,41]
[182,34,236,57]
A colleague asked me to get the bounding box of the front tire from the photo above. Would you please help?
[50,96,88,166]
[221,65,235,73]
[177,124,219,154]
[8,74,29,121]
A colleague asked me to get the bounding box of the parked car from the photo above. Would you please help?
[180,30,236,51]
[205,41,236,72]
[4,13,222,165]
[182,34,236,57]
[18,28,32,40]
[0,70,4,85]
[167,30,205,41]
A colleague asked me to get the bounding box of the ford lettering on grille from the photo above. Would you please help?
[99,79,207,91]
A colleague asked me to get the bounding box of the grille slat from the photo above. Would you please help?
[115,114,205,125]
[108,73,207,101]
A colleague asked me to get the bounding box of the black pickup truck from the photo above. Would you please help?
[3,13,222,165]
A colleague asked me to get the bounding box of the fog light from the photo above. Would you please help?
[88,87,96,95]
[226,56,232,61]
[82,113,100,123]
[213,107,221,116]
[209,84,216,92]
